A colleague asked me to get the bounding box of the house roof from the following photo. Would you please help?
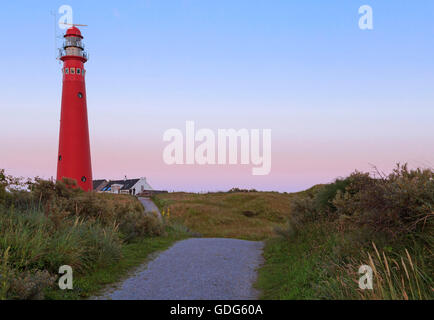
[93,179,108,190]
[103,179,140,191]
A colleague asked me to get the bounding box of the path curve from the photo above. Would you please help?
[138,197,162,221]
[94,238,264,300]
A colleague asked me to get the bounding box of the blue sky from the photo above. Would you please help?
[1,1,433,191]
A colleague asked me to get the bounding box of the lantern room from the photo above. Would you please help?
[59,26,88,61]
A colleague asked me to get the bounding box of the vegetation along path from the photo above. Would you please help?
[94,238,264,300]
[138,196,163,221]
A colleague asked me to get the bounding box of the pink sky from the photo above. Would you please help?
[2,1,433,192]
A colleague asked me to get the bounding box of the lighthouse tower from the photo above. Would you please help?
[57,26,92,191]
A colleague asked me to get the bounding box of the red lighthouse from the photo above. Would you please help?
[56,26,92,191]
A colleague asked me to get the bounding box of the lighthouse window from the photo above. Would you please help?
[58,155,62,161]
[78,92,83,98]
[77,68,81,74]
[65,68,69,74]
[81,176,87,183]
[70,68,75,74]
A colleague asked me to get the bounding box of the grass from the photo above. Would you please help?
[2,166,433,300]
[153,191,294,240]
[255,222,336,299]
[152,166,433,300]
[256,165,434,300]
[256,223,433,300]
[0,174,189,300]
[45,226,188,300]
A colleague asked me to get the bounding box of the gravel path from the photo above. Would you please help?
[138,197,162,221]
[94,238,264,300]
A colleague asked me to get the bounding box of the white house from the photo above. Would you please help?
[94,177,154,195]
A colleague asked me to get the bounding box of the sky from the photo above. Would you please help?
[0,0,433,192]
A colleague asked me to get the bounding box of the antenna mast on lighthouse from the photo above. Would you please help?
[56,25,93,191]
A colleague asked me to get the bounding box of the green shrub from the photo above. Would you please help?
[25,178,161,241]
[8,270,56,300]
[333,164,434,237]
[0,169,6,205]
[270,164,434,300]
[314,178,351,213]
[288,196,317,228]
[118,212,164,242]
[0,210,122,275]
[0,171,165,299]
[287,178,353,230]
[288,165,433,239]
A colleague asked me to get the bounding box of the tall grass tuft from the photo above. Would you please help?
[324,242,432,300]
[0,247,11,300]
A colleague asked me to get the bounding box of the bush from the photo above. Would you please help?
[314,178,351,213]
[0,172,165,299]
[0,169,6,204]
[333,164,434,237]
[25,178,161,241]
[1,245,56,300]
[8,270,56,300]
[288,196,317,228]
[118,212,164,242]
[0,210,122,275]
[288,165,434,239]
[287,177,353,232]
[272,164,434,300]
